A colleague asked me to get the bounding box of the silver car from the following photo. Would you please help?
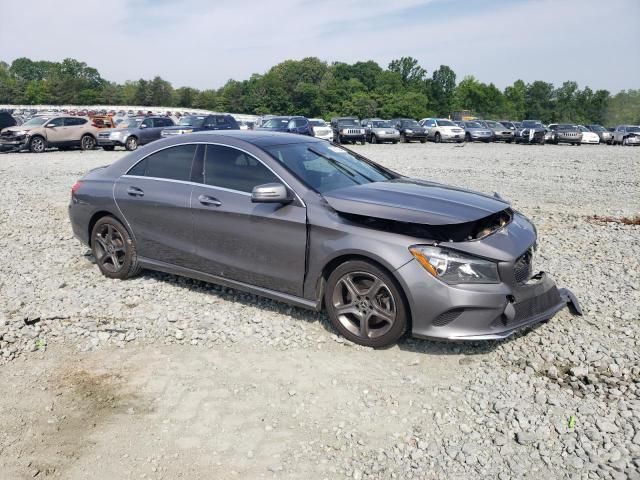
[361,119,400,144]
[479,120,514,143]
[460,121,494,143]
[420,118,465,143]
[612,125,640,146]
[68,131,580,347]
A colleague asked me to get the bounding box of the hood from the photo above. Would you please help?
[323,178,509,226]
[162,125,197,131]
[4,125,36,133]
[256,126,287,132]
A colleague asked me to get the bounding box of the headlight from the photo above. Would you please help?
[409,245,500,284]
[13,130,28,136]
[405,129,413,133]
[341,129,348,134]
[180,129,193,134]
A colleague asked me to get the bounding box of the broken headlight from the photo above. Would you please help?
[409,246,500,284]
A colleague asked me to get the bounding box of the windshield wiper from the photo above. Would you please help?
[307,148,374,183]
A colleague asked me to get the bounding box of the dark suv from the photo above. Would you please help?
[331,117,366,144]
[160,114,239,138]
[255,116,313,136]
[391,118,428,143]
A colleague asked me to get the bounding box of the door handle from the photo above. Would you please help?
[198,194,221,207]
[127,186,144,197]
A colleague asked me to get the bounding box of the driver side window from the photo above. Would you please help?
[47,118,65,127]
[203,145,278,193]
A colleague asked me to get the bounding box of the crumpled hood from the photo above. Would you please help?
[4,125,36,133]
[323,179,510,225]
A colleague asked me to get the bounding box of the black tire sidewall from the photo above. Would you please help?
[324,260,408,348]
[91,216,138,279]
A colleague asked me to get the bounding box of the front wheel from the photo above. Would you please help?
[371,135,377,144]
[465,133,471,143]
[91,216,141,280]
[29,136,46,153]
[434,132,442,143]
[400,134,407,143]
[325,260,408,348]
[125,136,138,151]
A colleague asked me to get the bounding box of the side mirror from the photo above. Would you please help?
[140,124,148,129]
[251,183,291,204]
[45,123,55,128]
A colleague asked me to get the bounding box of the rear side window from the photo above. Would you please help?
[65,117,87,126]
[128,144,197,181]
[203,145,278,193]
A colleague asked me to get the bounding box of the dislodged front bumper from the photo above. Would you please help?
[396,259,581,341]
[0,135,29,150]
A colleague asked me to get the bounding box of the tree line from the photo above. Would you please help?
[0,56,638,125]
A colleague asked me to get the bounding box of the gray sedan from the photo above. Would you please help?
[461,121,494,142]
[68,131,580,347]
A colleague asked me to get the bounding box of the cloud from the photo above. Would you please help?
[0,0,638,92]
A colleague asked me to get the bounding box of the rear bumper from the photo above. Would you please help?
[396,258,581,341]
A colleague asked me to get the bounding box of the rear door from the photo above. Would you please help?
[191,143,307,296]
[114,144,200,266]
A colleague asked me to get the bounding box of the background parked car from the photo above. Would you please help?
[98,116,174,151]
[161,114,239,137]
[391,118,427,143]
[255,116,313,136]
[516,120,546,144]
[586,124,613,144]
[461,121,494,142]
[309,118,333,141]
[0,115,98,152]
[612,125,640,146]
[361,118,400,144]
[420,118,464,143]
[547,124,583,145]
[577,125,600,144]
[478,120,514,143]
[331,117,366,144]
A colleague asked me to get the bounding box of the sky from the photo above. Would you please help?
[1,0,638,93]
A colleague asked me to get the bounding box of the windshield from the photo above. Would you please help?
[119,118,143,129]
[465,122,481,128]
[402,120,420,127]
[337,119,359,126]
[485,121,500,128]
[557,124,574,130]
[309,120,326,127]
[437,119,455,126]
[588,125,604,132]
[22,117,49,126]
[265,141,396,194]
[372,120,393,128]
[628,126,640,132]
[578,126,589,132]
[178,116,206,127]
[261,117,290,129]
[522,120,542,128]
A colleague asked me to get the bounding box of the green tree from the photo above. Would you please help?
[428,65,456,116]
[388,57,427,88]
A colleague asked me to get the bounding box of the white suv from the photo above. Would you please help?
[419,118,465,143]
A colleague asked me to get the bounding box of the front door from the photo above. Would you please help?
[191,143,307,296]
[114,144,200,266]
[43,117,68,145]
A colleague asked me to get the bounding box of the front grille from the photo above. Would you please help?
[514,248,534,283]
[1,131,15,138]
[344,129,362,135]
[433,308,464,327]
[512,286,562,323]
[98,132,110,138]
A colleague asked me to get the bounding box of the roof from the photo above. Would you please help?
[173,130,324,147]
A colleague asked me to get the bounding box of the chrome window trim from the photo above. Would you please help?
[122,141,305,205]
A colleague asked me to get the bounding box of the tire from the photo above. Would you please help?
[102,146,115,151]
[29,135,46,153]
[334,135,341,145]
[506,139,513,144]
[622,137,628,146]
[90,216,141,280]
[465,133,471,143]
[371,135,378,144]
[419,138,426,143]
[360,138,366,145]
[400,134,407,143]
[392,140,398,144]
[125,136,138,151]
[434,132,442,143]
[325,260,408,348]
[81,134,96,151]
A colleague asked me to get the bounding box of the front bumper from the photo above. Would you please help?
[0,135,29,149]
[97,137,125,147]
[469,132,493,141]
[397,260,581,341]
[494,132,514,141]
[439,131,465,142]
[624,136,640,145]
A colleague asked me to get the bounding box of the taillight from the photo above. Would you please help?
[71,181,83,196]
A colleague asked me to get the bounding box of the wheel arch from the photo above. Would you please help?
[87,210,130,246]
[318,253,413,330]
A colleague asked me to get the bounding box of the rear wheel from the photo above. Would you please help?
[29,135,46,153]
[81,135,96,151]
[125,136,138,151]
[91,216,141,280]
[434,132,442,143]
[325,260,408,348]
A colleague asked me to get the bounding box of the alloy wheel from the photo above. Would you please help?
[31,137,45,153]
[332,271,397,340]
[93,223,127,273]
[81,135,95,150]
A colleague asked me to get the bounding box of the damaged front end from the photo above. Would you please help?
[322,181,582,341]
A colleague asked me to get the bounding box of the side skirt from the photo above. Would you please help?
[138,257,322,312]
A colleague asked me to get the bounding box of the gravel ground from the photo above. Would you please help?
[0,143,639,479]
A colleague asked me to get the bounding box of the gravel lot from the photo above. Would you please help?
[0,143,639,479]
